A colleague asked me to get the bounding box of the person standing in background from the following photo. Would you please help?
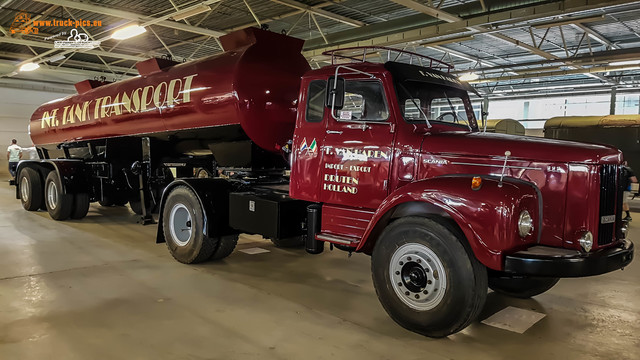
[6,139,22,180]
[622,161,638,222]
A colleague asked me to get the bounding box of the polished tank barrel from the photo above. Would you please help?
[29,27,311,154]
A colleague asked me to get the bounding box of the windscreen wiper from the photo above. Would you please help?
[398,82,431,128]
[442,91,471,131]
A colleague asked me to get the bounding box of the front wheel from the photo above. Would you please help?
[371,217,487,338]
[488,275,559,299]
[162,186,216,264]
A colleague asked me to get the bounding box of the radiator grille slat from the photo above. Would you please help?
[598,165,618,246]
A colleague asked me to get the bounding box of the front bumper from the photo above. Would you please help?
[504,240,634,277]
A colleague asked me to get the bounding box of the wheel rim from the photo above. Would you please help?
[20,176,29,202]
[389,243,447,311]
[46,180,58,210]
[169,203,192,246]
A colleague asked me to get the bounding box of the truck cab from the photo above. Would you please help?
[285,49,633,336]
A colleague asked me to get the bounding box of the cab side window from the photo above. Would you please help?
[306,80,326,123]
[336,80,388,122]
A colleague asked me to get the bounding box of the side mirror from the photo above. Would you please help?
[326,77,345,110]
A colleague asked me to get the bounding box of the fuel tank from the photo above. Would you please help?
[29,27,311,154]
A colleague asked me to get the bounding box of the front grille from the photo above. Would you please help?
[598,165,621,246]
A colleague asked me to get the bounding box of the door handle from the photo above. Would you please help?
[326,130,343,135]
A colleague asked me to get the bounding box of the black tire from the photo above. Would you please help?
[162,186,216,264]
[18,167,43,211]
[210,234,239,260]
[488,276,559,299]
[71,193,90,219]
[44,172,73,221]
[99,199,114,207]
[371,217,487,338]
[270,236,304,248]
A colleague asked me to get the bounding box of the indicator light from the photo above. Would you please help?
[471,176,482,190]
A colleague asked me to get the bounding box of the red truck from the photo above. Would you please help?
[16,27,634,337]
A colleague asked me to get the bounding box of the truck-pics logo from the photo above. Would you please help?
[40,74,198,129]
[10,11,38,34]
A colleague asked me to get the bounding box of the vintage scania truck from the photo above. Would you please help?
[15,27,634,337]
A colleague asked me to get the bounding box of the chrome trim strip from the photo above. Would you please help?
[450,162,542,170]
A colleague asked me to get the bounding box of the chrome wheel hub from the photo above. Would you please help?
[169,203,192,246]
[46,181,58,210]
[20,176,29,202]
[389,243,447,310]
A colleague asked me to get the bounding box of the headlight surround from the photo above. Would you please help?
[518,210,534,238]
[579,231,593,252]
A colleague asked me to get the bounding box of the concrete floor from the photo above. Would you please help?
[0,182,639,359]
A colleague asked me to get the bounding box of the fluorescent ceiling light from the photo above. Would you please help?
[19,62,40,72]
[172,4,211,21]
[45,54,66,62]
[609,60,640,66]
[459,72,479,81]
[111,25,146,40]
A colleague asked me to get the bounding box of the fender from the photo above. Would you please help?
[156,178,238,244]
[15,159,88,199]
[358,175,542,271]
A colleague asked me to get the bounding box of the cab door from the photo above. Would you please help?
[290,79,327,202]
[320,78,395,209]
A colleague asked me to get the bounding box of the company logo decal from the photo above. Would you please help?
[40,74,198,129]
[300,138,318,155]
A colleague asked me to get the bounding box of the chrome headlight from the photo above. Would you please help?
[579,231,593,252]
[518,210,533,238]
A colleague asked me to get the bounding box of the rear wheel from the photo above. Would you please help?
[19,167,43,211]
[44,172,73,221]
[488,276,559,299]
[71,193,90,219]
[163,186,216,264]
[371,217,487,338]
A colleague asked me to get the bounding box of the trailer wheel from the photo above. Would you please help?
[210,234,239,260]
[270,236,304,248]
[371,217,487,338]
[44,172,73,221]
[19,167,43,211]
[71,193,90,219]
[162,186,216,264]
[488,276,559,299]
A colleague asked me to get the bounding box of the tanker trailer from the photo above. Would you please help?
[16,27,310,224]
[484,119,525,135]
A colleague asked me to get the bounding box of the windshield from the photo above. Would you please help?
[398,80,477,130]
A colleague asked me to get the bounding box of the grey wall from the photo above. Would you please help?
[0,86,70,178]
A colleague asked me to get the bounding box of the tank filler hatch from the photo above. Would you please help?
[74,79,113,94]
[219,26,304,52]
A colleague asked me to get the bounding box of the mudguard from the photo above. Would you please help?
[155,178,238,243]
[15,159,88,199]
[358,175,542,271]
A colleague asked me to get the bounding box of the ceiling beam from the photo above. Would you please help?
[303,0,640,55]
[32,0,226,38]
[387,0,620,83]
[390,0,460,23]
[0,36,147,62]
[471,63,640,84]
[270,0,364,27]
